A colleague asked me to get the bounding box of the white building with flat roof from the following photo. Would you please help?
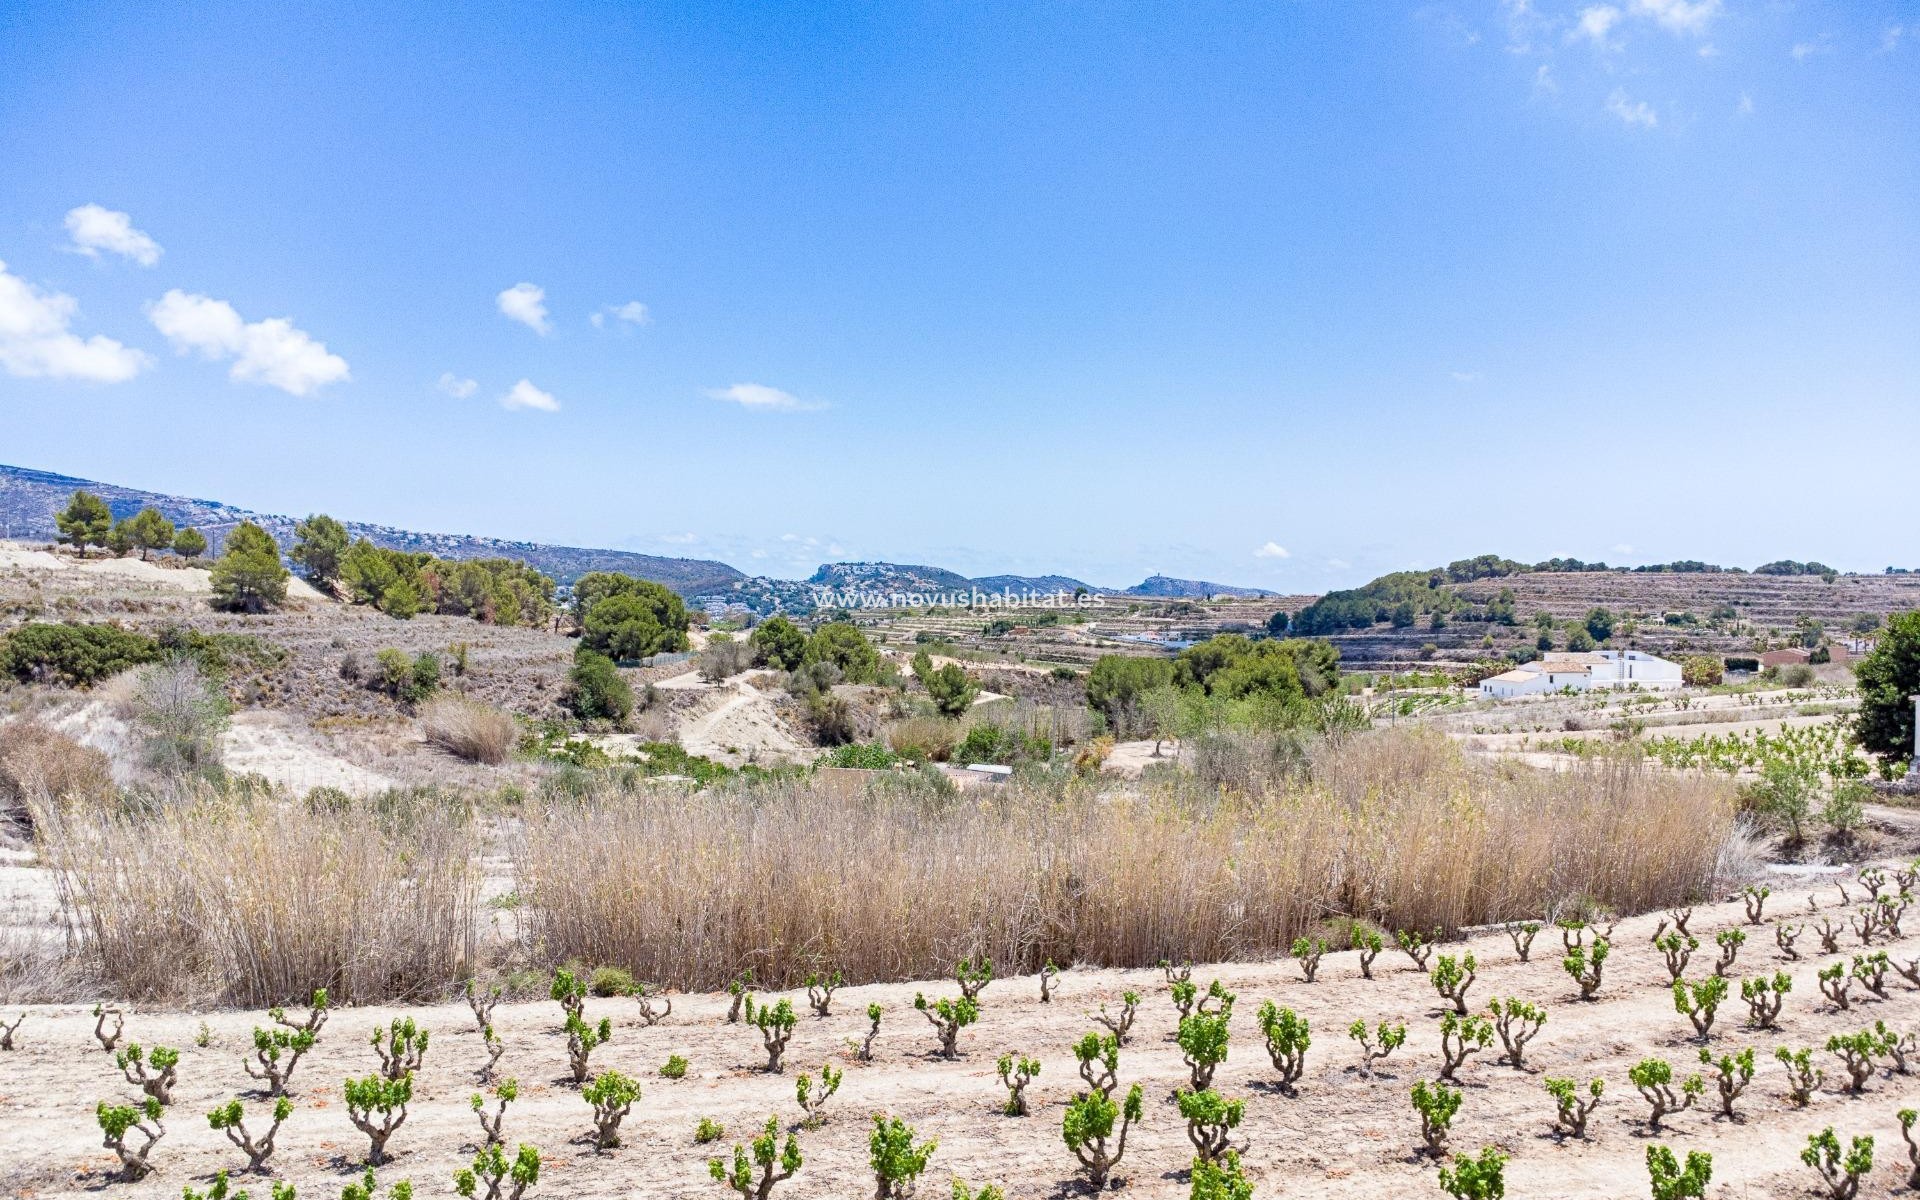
[1480,649,1683,698]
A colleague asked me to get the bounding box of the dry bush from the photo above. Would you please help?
[515,729,1736,990]
[126,656,229,773]
[884,714,958,761]
[38,789,480,1005]
[0,721,114,831]
[420,696,517,764]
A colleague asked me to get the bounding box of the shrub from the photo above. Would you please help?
[588,965,634,997]
[1178,996,1234,1091]
[1189,1151,1253,1200]
[1354,925,1384,978]
[423,698,517,764]
[1349,1019,1406,1076]
[1900,1111,1920,1191]
[341,1167,411,1200]
[1439,1146,1507,1200]
[1397,928,1435,971]
[1819,961,1854,1011]
[245,990,329,1096]
[913,992,979,1059]
[1656,932,1696,984]
[997,1053,1040,1116]
[581,587,689,660]
[371,1016,430,1080]
[1698,1046,1754,1118]
[1742,972,1791,1029]
[97,1096,166,1180]
[749,616,806,671]
[582,1070,639,1149]
[1256,1001,1309,1091]
[805,969,842,1017]
[695,1116,725,1145]
[1544,1076,1603,1138]
[183,1170,293,1200]
[870,1113,937,1200]
[1628,1057,1702,1130]
[470,1079,517,1145]
[1095,990,1139,1045]
[956,956,994,1001]
[1672,975,1728,1040]
[565,1014,612,1083]
[1487,997,1545,1069]
[1176,1088,1243,1164]
[92,1001,124,1050]
[1563,938,1609,999]
[804,691,857,746]
[709,1115,801,1198]
[794,1062,840,1128]
[1431,952,1476,1014]
[1802,1127,1873,1200]
[1410,1079,1460,1156]
[1503,920,1540,961]
[633,985,673,1026]
[0,621,159,686]
[1647,1145,1712,1200]
[344,1071,413,1164]
[1290,936,1324,982]
[1062,1083,1142,1189]
[1777,1045,1824,1105]
[131,656,231,773]
[855,1003,882,1063]
[115,1042,179,1104]
[1436,1012,1492,1082]
[1827,1030,1877,1092]
[565,648,633,722]
[454,1143,540,1200]
[747,996,797,1072]
[661,1055,688,1080]
[699,638,755,683]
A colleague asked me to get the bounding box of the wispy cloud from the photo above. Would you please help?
[1738,91,1754,115]
[148,290,348,395]
[1631,0,1720,37]
[63,204,162,266]
[1572,5,1622,47]
[1533,63,1559,94]
[1789,40,1823,61]
[1450,370,1483,383]
[495,282,551,334]
[658,532,699,545]
[1254,541,1290,559]
[590,300,651,330]
[0,259,150,382]
[706,382,825,412]
[1884,25,1905,53]
[436,372,477,399]
[500,378,558,412]
[1606,89,1659,128]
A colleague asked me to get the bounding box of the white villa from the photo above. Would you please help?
[1480,649,1684,699]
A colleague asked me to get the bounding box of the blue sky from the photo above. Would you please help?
[1,1,1914,588]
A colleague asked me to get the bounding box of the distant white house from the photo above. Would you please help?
[1480,649,1684,699]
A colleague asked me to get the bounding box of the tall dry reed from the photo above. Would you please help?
[516,729,1736,989]
[39,791,480,1006]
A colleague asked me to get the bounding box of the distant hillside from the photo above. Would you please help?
[0,463,745,594]
[1124,574,1279,599]
[971,574,1104,595]
[806,561,976,594]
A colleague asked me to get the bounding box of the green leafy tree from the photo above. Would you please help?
[1085,655,1175,729]
[55,489,113,554]
[912,651,978,716]
[749,616,807,670]
[1584,607,1615,642]
[566,647,634,721]
[171,526,208,558]
[1855,612,1920,765]
[210,521,290,612]
[804,622,881,683]
[1566,626,1597,653]
[121,507,176,560]
[582,589,689,660]
[290,514,350,589]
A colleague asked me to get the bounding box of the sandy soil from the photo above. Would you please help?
[0,542,328,603]
[1102,739,1178,778]
[679,679,809,766]
[219,711,396,797]
[9,884,1918,1198]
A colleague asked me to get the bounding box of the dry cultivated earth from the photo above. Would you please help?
[9,882,1920,1198]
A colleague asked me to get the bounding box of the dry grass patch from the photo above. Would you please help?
[420,695,517,764]
[36,790,480,1005]
[516,729,1738,990]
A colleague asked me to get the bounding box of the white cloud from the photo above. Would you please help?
[1606,89,1659,128]
[147,290,349,396]
[1611,542,1636,555]
[1533,63,1559,94]
[659,532,699,545]
[1884,25,1905,53]
[1254,542,1291,559]
[500,379,559,412]
[590,300,651,330]
[0,259,150,382]
[495,282,551,334]
[706,382,825,412]
[1790,41,1821,60]
[1450,370,1483,383]
[437,372,477,399]
[63,204,162,266]
[1630,0,1719,36]
[1738,91,1754,115]
[1573,5,1622,45]
[1697,43,1719,58]
[1326,558,1352,571]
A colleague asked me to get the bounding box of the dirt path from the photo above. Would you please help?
[678,679,808,766]
[219,711,394,796]
[10,881,1919,1198]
